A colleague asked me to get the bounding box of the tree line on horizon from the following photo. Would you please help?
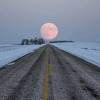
[21,37,45,45]
[21,37,74,45]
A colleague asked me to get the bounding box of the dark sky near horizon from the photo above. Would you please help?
[0,0,100,43]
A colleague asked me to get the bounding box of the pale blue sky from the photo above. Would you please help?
[0,0,100,43]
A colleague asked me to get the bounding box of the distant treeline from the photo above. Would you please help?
[21,38,74,45]
[21,38,45,45]
[50,40,74,43]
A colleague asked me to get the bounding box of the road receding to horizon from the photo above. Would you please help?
[0,44,100,100]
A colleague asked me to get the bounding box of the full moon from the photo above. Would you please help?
[41,23,58,40]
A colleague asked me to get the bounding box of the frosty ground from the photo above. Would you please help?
[0,44,42,67]
[53,42,100,67]
[0,42,100,68]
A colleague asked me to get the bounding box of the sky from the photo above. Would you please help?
[0,0,100,43]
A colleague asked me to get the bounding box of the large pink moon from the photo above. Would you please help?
[41,23,58,40]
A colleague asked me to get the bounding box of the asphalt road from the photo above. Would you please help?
[0,44,100,100]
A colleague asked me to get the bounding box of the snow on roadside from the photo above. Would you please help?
[0,45,43,68]
[52,42,100,67]
[0,45,22,52]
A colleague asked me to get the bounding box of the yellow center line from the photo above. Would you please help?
[43,63,49,100]
[43,53,52,100]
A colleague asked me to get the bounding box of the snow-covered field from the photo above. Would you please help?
[0,42,100,68]
[53,42,100,67]
[0,44,43,67]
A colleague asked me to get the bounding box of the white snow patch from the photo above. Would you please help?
[52,42,100,67]
[0,45,43,68]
